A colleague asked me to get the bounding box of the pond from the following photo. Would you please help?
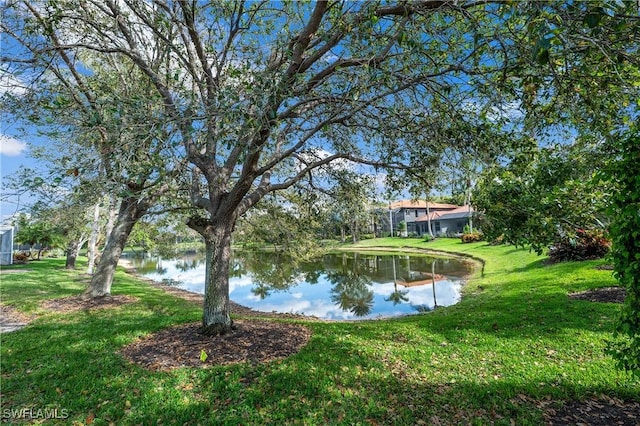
[127,250,477,320]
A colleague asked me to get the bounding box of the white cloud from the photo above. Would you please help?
[0,134,27,156]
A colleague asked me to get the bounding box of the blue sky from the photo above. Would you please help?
[0,107,46,221]
[0,131,34,220]
[1,62,32,220]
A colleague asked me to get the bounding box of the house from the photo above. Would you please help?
[0,226,14,265]
[415,205,475,236]
[381,200,459,236]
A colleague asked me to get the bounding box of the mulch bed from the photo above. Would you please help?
[116,283,314,370]
[545,396,640,426]
[595,264,615,271]
[119,320,312,370]
[568,287,626,304]
[40,295,139,313]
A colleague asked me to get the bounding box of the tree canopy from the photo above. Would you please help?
[474,138,610,253]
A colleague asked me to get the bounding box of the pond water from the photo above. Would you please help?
[127,250,476,320]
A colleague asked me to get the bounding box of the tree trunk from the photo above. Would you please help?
[83,197,148,298]
[65,239,82,269]
[86,202,101,274]
[188,217,235,336]
[103,195,118,249]
[351,219,358,244]
[464,179,473,233]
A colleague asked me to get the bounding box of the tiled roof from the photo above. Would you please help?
[388,200,459,210]
[415,212,442,222]
[416,206,474,222]
[441,206,474,215]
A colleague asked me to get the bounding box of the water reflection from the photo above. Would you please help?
[327,269,375,317]
[126,250,476,320]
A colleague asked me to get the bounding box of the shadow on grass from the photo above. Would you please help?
[1,300,635,425]
[0,302,200,420]
[513,258,548,272]
[1,255,633,425]
[112,333,639,425]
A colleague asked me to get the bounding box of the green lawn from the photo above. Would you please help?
[1,239,638,425]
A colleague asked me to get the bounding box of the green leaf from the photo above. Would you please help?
[584,11,602,28]
[536,48,550,65]
[199,349,208,362]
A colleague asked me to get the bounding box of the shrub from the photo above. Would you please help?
[13,252,29,263]
[490,234,505,246]
[360,234,375,240]
[461,232,483,243]
[463,224,471,234]
[423,234,435,242]
[548,229,611,262]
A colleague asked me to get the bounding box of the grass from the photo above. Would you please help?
[1,238,639,425]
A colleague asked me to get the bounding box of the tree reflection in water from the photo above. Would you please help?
[326,253,375,317]
[240,250,323,297]
[175,258,201,272]
[386,281,410,305]
[328,275,374,316]
[132,249,475,319]
[385,256,409,306]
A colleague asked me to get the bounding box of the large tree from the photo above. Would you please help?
[604,128,640,376]
[1,10,185,297]
[10,1,625,335]
[474,138,610,253]
[0,0,526,335]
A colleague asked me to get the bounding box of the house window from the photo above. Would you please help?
[435,221,441,232]
[415,209,418,217]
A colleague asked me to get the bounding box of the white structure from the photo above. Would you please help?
[0,226,14,265]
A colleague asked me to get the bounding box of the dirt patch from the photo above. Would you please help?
[41,295,139,313]
[545,396,640,426]
[569,287,626,304]
[119,320,312,370]
[0,305,33,333]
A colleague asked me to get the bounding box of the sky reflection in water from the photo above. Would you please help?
[130,251,476,320]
